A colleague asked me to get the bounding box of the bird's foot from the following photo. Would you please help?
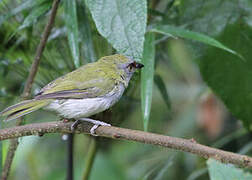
[71,118,111,136]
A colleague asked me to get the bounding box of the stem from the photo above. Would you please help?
[22,0,61,99]
[1,139,18,180]
[1,1,61,179]
[0,121,251,168]
[82,138,98,180]
[67,134,74,180]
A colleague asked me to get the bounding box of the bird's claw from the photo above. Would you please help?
[90,124,99,136]
[89,121,111,136]
[71,118,111,136]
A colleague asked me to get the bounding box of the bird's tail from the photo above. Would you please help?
[0,99,51,121]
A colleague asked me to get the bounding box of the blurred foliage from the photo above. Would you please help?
[0,0,252,179]
[199,22,252,129]
[207,159,252,180]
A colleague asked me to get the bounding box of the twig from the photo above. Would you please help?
[67,134,74,180]
[22,0,61,99]
[0,121,251,168]
[1,0,61,179]
[82,138,98,180]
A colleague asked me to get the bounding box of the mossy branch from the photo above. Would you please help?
[0,121,251,169]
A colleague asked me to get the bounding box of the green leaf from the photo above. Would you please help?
[0,0,47,27]
[154,74,171,112]
[207,159,252,180]
[85,0,147,61]
[77,2,96,63]
[18,1,51,30]
[149,25,242,59]
[141,33,155,131]
[198,22,252,129]
[64,0,80,68]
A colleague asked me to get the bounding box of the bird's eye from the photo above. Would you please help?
[127,66,132,71]
[127,61,137,71]
[127,63,133,71]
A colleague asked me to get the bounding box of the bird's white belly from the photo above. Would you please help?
[45,84,125,119]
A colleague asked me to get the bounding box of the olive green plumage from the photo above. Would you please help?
[0,54,143,121]
[0,99,50,121]
[38,54,130,97]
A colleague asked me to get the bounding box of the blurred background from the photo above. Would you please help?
[0,0,252,179]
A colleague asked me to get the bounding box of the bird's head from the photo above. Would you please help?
[100,54,144,74]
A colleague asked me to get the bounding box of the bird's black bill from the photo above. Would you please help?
[135,62,144,69]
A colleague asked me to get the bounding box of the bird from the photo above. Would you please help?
[0,54,144,135]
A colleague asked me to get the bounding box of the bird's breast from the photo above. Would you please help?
[45,84,125,119]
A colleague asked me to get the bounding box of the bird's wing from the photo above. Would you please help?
[35,63,118,100]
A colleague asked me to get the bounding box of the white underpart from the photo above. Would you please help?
[45,83,125,119]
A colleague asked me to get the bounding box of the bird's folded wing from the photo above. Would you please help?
[35,64,117,99]
[35,87,101,99]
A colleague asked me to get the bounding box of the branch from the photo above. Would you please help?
[22,0,61,99]
[0,121,251,168]
[1,0,61,179]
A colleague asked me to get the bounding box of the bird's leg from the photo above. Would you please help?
[70,120,81,131]
[71,118,111,136]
